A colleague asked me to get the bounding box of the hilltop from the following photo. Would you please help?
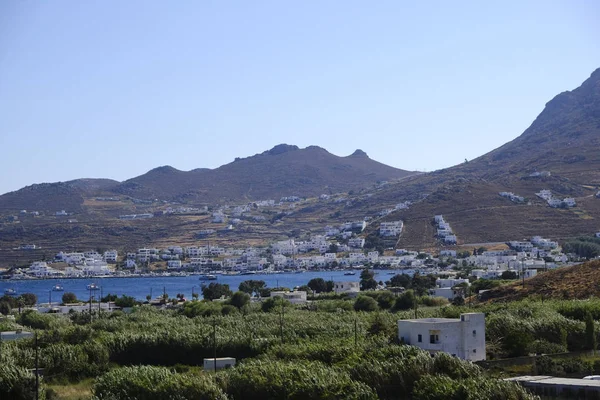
[374,68,600,249]
[0,145,415,209]
[114,144,415,202]
[479,260,600,302]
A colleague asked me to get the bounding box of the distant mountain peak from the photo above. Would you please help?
[266,144,299,155]
[149,165,179,174]
[349,149,368,158]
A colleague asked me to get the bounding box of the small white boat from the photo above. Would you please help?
[4,288,17,295]
[344,271,356,276]
[199,274,217,281]
[52,284,64,291]
[240,271,256,275]
[86,283,99,290]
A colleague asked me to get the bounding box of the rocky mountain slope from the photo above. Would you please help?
[0,145,416,209]
[114,145,416,202]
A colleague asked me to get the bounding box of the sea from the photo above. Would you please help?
[0,269,407,303]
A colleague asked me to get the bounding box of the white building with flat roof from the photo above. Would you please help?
[334,281,360,296]
[398,313,486,361]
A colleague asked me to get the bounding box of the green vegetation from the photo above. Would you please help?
[563,236,600,259]
[61,292,78,304]
[13,290,600,399]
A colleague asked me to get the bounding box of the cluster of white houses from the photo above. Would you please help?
[535,190,576,208]
[434,215,457,244]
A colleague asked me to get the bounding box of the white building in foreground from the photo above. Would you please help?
[333,281,360,296]
[398,313,486,361]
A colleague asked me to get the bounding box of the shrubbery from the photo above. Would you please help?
[94,365,227,400]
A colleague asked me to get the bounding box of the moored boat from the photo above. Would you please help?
[199,274,217,281]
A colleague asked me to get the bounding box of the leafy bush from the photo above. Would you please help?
[0,301,10,315]
[419,296,448,307]
[354,296,378,312]
[229,292,250,309]
[413,374,537,400]
[62,292,78,304]
[93,365,226,400]
[222,359,377,399]
[18,310,56,330]
[0,362,45,400]
[394,290,416,311]
[261,297,290,313]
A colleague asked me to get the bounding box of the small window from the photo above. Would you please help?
[472,330,476,336]
[418,334,422,343]
[473,349,477,353]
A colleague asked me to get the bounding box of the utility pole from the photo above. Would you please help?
[48,290,51,306]
[89,287,93,322]
[414,297,418,319]
[280,301,284,344]
[99,286,102,316]
[35,332,39,400]
[522,261,525,289]
[354,317,358,346]
[213,318,217,373]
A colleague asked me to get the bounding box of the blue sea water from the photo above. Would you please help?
[0,269,405,303]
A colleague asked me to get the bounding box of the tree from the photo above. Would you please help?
[230,291,250,309]
[376,291,396,309]
[411,273,437,296]
[389,273,411,288]
[325,280,334,292]
[62,292,78,304]
[452,295,465,306]
[20,293,37,306]
[501,270,518,280]
[202,283,233,301]
[114,295,137,308]
[101,293,118,302]
[360,269,377,291]
[586,311,597,352]
[0,301,10,315]
[354,295,378,312]
[308,278,327,293]
[394,290,416,311]
[238,280,266,297]
[261,296,289,312]
[328,243,338,253]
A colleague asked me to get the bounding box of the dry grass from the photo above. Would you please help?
[481,260,600,303]
[48,378,94,400]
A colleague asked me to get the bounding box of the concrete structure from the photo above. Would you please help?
[203,357,236,371]
[270,291,307,304]
[0,330,34,341]
[334,281,360,296]
[379,221,403,237]
[398,313,486,361]
[505,376,600,398]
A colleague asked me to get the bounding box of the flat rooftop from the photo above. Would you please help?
[506,375,600,388]
[400,318,461,323]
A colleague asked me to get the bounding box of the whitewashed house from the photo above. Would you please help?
[270,290,307,304]
[348,238,366,249]
[334,281,360,296]
[103,250,118,263]
[380,221,403,237]
[398,313,486,361]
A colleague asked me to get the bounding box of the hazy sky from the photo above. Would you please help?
[1,1,599,195]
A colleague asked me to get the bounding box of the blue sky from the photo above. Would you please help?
[1,1,599,195]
